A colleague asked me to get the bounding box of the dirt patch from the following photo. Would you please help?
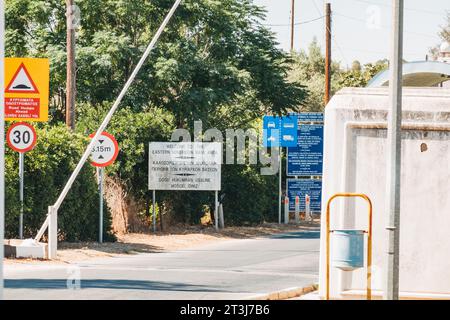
[6,221,320,265]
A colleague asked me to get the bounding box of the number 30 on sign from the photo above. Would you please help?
[7,122,37,153]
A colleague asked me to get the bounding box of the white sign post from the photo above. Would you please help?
[149,142,222,230]
[89,132,119,243]
[7,122,37,239]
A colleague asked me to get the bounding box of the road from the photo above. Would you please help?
[4,227,320,300]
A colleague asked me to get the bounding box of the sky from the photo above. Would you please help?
[253,0,450,67]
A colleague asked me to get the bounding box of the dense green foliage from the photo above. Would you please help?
[5,124,115,241]
[337,60,388,88]
[4,0,308,231]
[289,38,389,111]
[288,38,341,112]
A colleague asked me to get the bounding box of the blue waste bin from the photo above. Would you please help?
[332,230,365,271]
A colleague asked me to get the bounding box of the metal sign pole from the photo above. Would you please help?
[385,0,404,300]
[215,191,219,231]
[152,190,156,233]
[0,0,5,300]
[278,147,282,224]
[99,167,104,243]
[19,152,24,239]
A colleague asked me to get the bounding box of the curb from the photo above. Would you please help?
[246,284,319,300]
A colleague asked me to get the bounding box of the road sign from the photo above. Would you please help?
[149,142,222,191]
[89,132,119,167]
[287,124,324,176]
[6,122,37,153]
[287,179,322,212]
[263,115,298,147]
[5,58,50,122]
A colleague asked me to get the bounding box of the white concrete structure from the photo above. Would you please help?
[438,41,450,63]
[318,87,450,300]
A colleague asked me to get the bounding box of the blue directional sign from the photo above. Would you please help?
[287,179,322,212]
[263,115,298,147]
[287,124,324,176]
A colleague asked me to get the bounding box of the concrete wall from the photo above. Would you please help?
[318,87,450,299]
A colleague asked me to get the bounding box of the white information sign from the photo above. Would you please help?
[149,142,222,191]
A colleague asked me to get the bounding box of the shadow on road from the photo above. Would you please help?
[5,279,229,292]
[58,242,164,255]
[269,231,321,239]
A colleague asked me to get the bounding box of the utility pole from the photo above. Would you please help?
[324,3,331,106]
[385,0,404,300]
[290,0,295,51]
[66,0,76,131]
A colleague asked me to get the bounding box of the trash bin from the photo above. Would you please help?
[332,230,365,271]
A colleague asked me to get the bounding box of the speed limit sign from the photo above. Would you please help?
[7,122,37,153]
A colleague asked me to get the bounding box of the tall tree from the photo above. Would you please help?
[5,0,307,127]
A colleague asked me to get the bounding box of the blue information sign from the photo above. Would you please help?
[287,124,324,176]
[287,179,322,212]
[263,115,298,147]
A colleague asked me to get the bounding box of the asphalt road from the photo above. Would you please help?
[4,227,320,300]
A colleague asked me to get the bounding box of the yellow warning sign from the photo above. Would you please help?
[5,58,49,122]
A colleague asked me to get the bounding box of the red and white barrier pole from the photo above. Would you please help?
[295,195,300,223]
[284,196,290,224]
[305,194,312,222]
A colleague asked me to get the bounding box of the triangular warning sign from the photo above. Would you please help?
[6,63,39,94]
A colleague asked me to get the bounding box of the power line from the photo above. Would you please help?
[347,0,445,17]
[333,11,441,39]
[264,16,325,27]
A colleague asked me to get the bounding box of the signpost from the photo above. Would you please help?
[7,122,37,239]
[263,115,298,224]
[89,132,119,243]
[5,58,49,122]
[285,113,324,220]
[149,142,222,231]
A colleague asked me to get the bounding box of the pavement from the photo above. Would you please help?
[3,227,320,300]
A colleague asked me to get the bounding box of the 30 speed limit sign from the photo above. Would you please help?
[7,122,37,153]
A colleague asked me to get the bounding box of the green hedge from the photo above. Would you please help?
[5,124,115,242]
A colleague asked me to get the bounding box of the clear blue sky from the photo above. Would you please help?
[254,0,449,67]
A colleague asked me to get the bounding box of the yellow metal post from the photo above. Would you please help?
[326,193,373,300]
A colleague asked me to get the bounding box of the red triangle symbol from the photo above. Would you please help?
[5,63,39,94]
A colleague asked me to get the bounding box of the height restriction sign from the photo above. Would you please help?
[5,58,50,122]
[89,132,119,167]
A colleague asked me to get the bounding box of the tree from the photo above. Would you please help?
[338,59,388,88]
[5,0,308,227]
[439,12,450,42]
[6,0,307,127]
[430,12,450,59]
[288,38,340,112]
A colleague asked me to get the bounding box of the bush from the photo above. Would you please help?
[221,165,278,225]
[5,124,115,242]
